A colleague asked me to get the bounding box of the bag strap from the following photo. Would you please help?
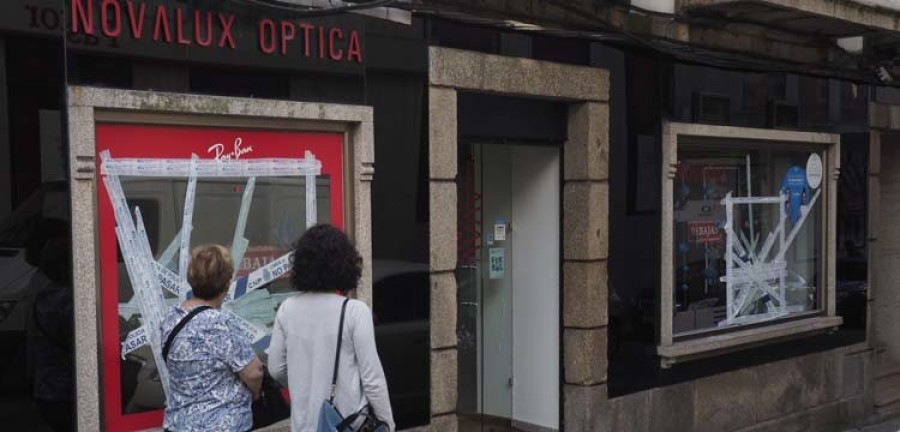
[335,406,366,431]
[329,298,350,403]
[162,306,212,364]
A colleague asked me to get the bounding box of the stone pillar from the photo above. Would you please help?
[428,86,459,431]
[870,130,900,411]
[868,131,880,347]
[873,131,900,363]
[562,102,611,432]
[67,103,102,432]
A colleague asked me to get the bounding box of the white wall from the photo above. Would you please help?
[511,146,560,430]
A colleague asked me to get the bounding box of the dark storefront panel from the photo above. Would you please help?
[837,133,869,333]
[367,71,430,429]
[365,19,431,432]
[457,93,568,144]
[667,62,869,131]
[0,3,74,430]
[608,52,872,397]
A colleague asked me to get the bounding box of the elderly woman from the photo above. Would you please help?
[161,244,264,432]
[268,224,395,431]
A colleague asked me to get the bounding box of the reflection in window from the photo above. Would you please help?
[673,141,824,334]
[368,72,430,429]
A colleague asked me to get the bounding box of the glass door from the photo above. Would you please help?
[457,143,514,431]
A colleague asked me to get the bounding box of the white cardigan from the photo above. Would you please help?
[267,293,395,432]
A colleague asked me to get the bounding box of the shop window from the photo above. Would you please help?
[96,123,345,430]
[658,122,842,366]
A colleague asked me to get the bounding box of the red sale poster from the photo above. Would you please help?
[687,221,723,245]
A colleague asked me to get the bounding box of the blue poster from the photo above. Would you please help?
[781,165,811,225]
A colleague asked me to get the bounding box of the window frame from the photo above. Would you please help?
[658,122,843,367]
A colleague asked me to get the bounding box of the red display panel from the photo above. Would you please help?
[96,124,344,431]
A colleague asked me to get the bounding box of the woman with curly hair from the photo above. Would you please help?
[267,224,395,432]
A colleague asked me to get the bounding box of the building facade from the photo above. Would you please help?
[1,0,900,431]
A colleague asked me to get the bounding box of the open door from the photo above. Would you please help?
[457,142,560,432]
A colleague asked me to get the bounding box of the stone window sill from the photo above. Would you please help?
[657,316,843,368]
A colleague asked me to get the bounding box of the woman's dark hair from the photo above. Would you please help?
[187,244,234,300]
[291,224,361,293]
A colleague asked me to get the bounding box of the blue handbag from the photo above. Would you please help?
[317,299,388,432]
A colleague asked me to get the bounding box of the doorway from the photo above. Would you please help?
[457,142,560,432]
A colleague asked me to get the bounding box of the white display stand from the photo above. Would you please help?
[719,187,821,326]
[101,150,321,398]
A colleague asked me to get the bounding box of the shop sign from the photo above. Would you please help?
[208,137,254,160]
[4,0,366,74]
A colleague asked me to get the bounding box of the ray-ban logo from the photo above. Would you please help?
[208,137,254,160]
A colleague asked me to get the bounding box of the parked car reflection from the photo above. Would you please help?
[372,260,430,429]
[0,183,68,336]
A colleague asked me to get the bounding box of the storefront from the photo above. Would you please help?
[0,1,432,431]
[424,18,874,432]
[0,1,891,431]
[69,88,371,430]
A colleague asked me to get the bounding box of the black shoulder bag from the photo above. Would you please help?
[251,368,291,429]
[162,306,290,429]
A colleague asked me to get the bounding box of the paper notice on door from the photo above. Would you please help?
[489,247,505,279]
[494,222,507,241]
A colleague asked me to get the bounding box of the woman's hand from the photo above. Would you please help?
[239,357,265,400]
